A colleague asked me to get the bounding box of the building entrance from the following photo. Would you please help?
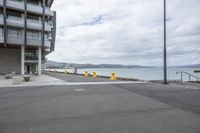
[27,65,31,74]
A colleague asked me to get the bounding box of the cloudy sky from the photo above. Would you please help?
[47,0,200,66]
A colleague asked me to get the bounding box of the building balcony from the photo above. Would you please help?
[26,39,51,47]
[27,19,52,32]
[0,15,52,32]
[0,0,54,16]
[7,35,24,45]
[25,56,39,64]
[25,56,38,60]
[4,34,51,48]
[0,34,4,43]
[27,38,42,46]
[25,59,39,64]
[0,14,3,25]
[7,17,24,28]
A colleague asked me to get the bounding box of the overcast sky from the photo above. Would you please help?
[47,0,200,66]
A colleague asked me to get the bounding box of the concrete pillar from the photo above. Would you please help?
[21,46,25,75]
[38,47,42,75]
[35,64,38,74]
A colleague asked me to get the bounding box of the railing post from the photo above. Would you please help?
[177,71,200,83]
[181,73,183,82]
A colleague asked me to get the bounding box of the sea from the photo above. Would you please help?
[47,67,200,81]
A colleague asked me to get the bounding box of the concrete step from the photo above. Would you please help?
[171,82,200,90]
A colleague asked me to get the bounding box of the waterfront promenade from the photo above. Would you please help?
[0,73,200,133]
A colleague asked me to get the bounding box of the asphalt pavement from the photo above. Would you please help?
[0,80,200,133]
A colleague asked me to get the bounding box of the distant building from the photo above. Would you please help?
[0,0,56,75]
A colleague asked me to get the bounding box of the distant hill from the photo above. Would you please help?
[42,60,200,69]
[42,60,153,69]
[170,64,200,68]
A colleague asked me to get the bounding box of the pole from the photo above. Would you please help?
[163,0,167,84]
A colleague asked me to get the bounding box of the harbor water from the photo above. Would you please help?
[47,68,200,81]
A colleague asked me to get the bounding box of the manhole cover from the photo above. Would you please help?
[74,88,86,92]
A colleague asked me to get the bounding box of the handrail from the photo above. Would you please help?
[176,71,200,82]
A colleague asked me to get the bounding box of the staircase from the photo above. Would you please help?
[174,72,200,89]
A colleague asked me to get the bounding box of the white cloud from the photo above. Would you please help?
[47,0,200,66]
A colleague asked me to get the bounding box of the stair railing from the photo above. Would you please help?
[176,72,200,82]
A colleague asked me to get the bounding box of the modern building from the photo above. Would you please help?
[0,0,56,75]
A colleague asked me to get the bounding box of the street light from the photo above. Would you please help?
[163,0,168,84]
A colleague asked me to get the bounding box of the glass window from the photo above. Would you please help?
[0,10,3,18]
[7,12,21,20]
[27,31,41,40]
[0,27,3,35]
[27,0,40,6]
[25,50,38,60]
[27,15,40,23]
[13,0,23,2]
[8,28,22,38]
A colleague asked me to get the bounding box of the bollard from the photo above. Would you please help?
[64,69,68,74]
[111,72,117,80]
[93,72,97,78]
[84,71,89,77]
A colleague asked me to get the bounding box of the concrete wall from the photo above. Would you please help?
[0,48,21,74]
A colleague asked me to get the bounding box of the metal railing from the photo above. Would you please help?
[25,56,38,60]
[176,71,200,82]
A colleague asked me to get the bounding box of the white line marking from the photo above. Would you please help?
[74,88,86,92]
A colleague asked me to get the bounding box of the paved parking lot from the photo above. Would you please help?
[0,81,200,133]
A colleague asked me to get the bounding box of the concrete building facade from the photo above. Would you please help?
[0,0,56,75]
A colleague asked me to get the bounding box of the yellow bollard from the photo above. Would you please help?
[111,72,117,80]
[84,71,89,77]
[93,72,97,78]
[64,69,68,74]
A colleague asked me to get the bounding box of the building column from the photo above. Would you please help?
[21,46,25,75]
[38,47,42,75]
[3,0,7,47]
[35,64,38,74]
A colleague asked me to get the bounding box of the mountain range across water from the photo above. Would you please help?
[42,60,200,69]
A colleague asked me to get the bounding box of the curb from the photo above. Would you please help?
[0,81,147,88]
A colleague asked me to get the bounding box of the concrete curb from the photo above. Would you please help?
[0,81,148,88]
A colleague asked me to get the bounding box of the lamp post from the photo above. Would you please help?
[163,0,168,84]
